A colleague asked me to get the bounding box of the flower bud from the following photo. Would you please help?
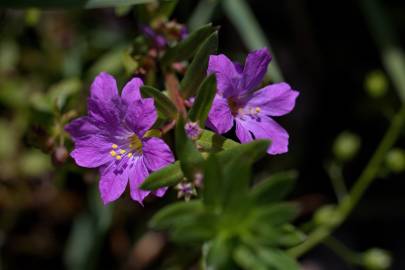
[314,205,342,227]
[385,148,405,173]
[52,146,69,165]
[333,131,361,161]
[185,121,202,140]
[362,248,392,270]
[364,70,388,98]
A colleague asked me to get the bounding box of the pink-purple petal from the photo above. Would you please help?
[65,116,100,139]
[125,98,157,136]
[90,72,119,101]
[142,137,175,171]
[207,94,234,134]
[247,83,299,116]
[70,135,112,168]
[240,48,271,92]
[235,119,253,143]
[236,115,289,155]
[121,77,143,105]
[208,54,241,98]
[99,163,129,205]
[128,157,150,204]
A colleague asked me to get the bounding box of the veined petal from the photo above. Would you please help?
[208,54,241,98]
[65,116,100,140]
[142,137,175,171]
[235,119,253,143]
[99,163,129,205]
[207,94,234,134]
[121,77,143,105]
[240,48,271,93]
[236,115,289,155]
[70,135,112,168]
[88,97,123,129]
[128,157,150,205]
[90,72,119,101]
[246,83,299,116]
[125,98,157,136]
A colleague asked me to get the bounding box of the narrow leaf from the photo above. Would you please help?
[205,237,233,270]
[257,248,299,270]
[217,139,270,166]
[252,203,298,226]
[250,170,297,204]
[196,129,239,153]
[161,23,216,66]
[141,85,177,119]
[140,161,183,190]
[188,74,216,125]
[233,245,268,270]
[175,116,205,179]
[203,154,223,209]
[180,31,218,98]
[0,0,156,9]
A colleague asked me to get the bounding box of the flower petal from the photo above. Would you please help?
[65,116,100,140]
[128,157,150,205]
[99,163,129,204]
[154,187,167,197]
[235,119,253,143]
[240,48,271,92]
[208,54,241,98]
[125,98,157,136]
[70,135,112,168]
[207,94,234,134]
[90,72,119,101]
[236,115,289,155]
[121,77,143,105]
[246,83,299,116]
[142,137,174,171]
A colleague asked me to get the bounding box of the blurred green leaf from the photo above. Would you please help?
[217,139,270,167]
[175,116,204,179]
[205,237,233,270]
[0,0,157,8]
[277,225,306,248]
[149,200,204,229]
[161,23,216,66]
[188,75,216,125]
[141,86,178,119]
[87,46,126,79]
[251,203,298,227]
[188,0,219,31]
[20,149,52,177]
[180,32,218,98]
[48,78,82,110]
[196,129,238,153]
[256,248,299,270]
[233,245,268,270]
[250,171,297,205]
[153,0,178,20]
[0,40,19,73]
[203,154,223,210]
[222,0,283,82]
[140,161,183,190]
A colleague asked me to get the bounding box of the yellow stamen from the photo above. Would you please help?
[112,144,118,149]
[127,153,133,158]
[116,155,122,160]
[110,150,116,157]
[119,149,126,154]
[255,107,261,113]
[129,134,143,154]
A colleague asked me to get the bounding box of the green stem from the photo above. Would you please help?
[323,236,362,265]
[288,104,405,258]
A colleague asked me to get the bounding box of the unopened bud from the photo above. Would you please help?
[385,148,405,173]
[52,146,69,165]
[333,131,361,161]
[185,121,202,140]
[362,248,392,270]
[364,70,388,98]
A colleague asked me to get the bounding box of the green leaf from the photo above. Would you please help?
[0,0,156,8]
[250,171,297,205]
[140,161,183,191]
[256,248,299,270]
[203,154,223,209]
[233,245,268,270]
[188,0,219,31]
[188,75,216,125]
[217,139,270,166]
[277,225,306,248]
[161,23,216,66]
[196,129,239,153]
[180,32,218,98]
[175,116,205,179]
[141,86,177,119]
[251,203,298,227]
[48,78,82,110]
[205,237,233,270]
[149,200,204,230]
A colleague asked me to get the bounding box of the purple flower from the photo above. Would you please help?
[65,72,174,205]
[206,48,299,155]
[140,25,167,49]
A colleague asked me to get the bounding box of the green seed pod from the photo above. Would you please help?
[364,70,388,98]
[385,148,405,173]
[362,248,392,270]
[333,131,361,162]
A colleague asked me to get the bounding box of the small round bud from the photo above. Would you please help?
[52,146,69,165]
[185,121,202,140]
[362,248,392,270]
[314,205,341,227]
[385,148,405,173]
[364,70,388,98]
[333,131,361,161]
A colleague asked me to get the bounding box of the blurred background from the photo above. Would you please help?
[0,0,404,269]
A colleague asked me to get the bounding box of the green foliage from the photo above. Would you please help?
[141,86,178,119]
[160,23,217,66]
[188,75,217,126]
[0,0,158,8]
[150,140,301,270]
[180,32,218,98]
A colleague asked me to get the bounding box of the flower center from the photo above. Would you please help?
[109,134,143,161]
[227,98,240,116]
[227,98,261,118]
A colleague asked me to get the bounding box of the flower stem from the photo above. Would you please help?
[288,104,405,258]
